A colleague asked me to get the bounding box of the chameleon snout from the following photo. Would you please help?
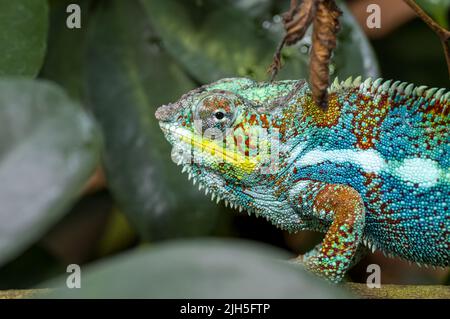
[155,103,179,122]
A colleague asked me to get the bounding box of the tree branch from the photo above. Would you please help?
[345,283,450,299]
[1,286,449,299]
[402,0,450,77]
[0,289,50,299]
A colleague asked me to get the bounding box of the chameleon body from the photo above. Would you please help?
[155,77,450,282]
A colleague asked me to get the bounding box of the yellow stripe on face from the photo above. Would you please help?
[173,127,258,176]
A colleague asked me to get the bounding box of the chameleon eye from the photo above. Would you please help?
[194,92,238,133]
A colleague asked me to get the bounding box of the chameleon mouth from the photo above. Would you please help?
[157,121,274,219]
[159,123,261,215]
[159,124,260,178]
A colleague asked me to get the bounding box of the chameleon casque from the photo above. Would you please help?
[155,76,450,283]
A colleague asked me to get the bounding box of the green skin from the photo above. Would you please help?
[156,77,450,283]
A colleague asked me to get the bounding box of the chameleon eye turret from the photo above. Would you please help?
[193,91,239,133]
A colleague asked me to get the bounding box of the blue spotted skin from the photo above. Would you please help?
[156,77,449,282]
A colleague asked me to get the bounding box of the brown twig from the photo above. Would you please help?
[269,0,317,81]
[283,0,317,45]
[310,0,341,109]
[402,0,450,77]
[268,0,341,110]
[269,0,450,111]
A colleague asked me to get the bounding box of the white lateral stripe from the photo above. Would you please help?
[393,158,440,187]
[298,149,387,173]
[298,149,445,187]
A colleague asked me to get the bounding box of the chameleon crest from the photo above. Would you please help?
[156,77,449,283]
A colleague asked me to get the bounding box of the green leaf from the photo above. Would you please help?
[86,0,223,241]
[140,0,289,82]
[0,0,48,77]
[40,0,93,101]
[416,0,450,29]
[140,0,379,83]
[40,239,352,298]
[0,78,101,266]
[228,0,273,18]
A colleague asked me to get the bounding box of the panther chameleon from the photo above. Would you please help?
[155,76,449,283]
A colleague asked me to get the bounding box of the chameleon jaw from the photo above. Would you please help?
[161,124,260,179]
[165,135,269,217]
[171,153,249,214]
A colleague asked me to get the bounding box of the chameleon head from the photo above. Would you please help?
[155,77,306,211]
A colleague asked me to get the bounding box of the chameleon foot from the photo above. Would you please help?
[290,184,366,283]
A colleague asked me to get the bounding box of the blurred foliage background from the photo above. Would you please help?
[0,0,448,297]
